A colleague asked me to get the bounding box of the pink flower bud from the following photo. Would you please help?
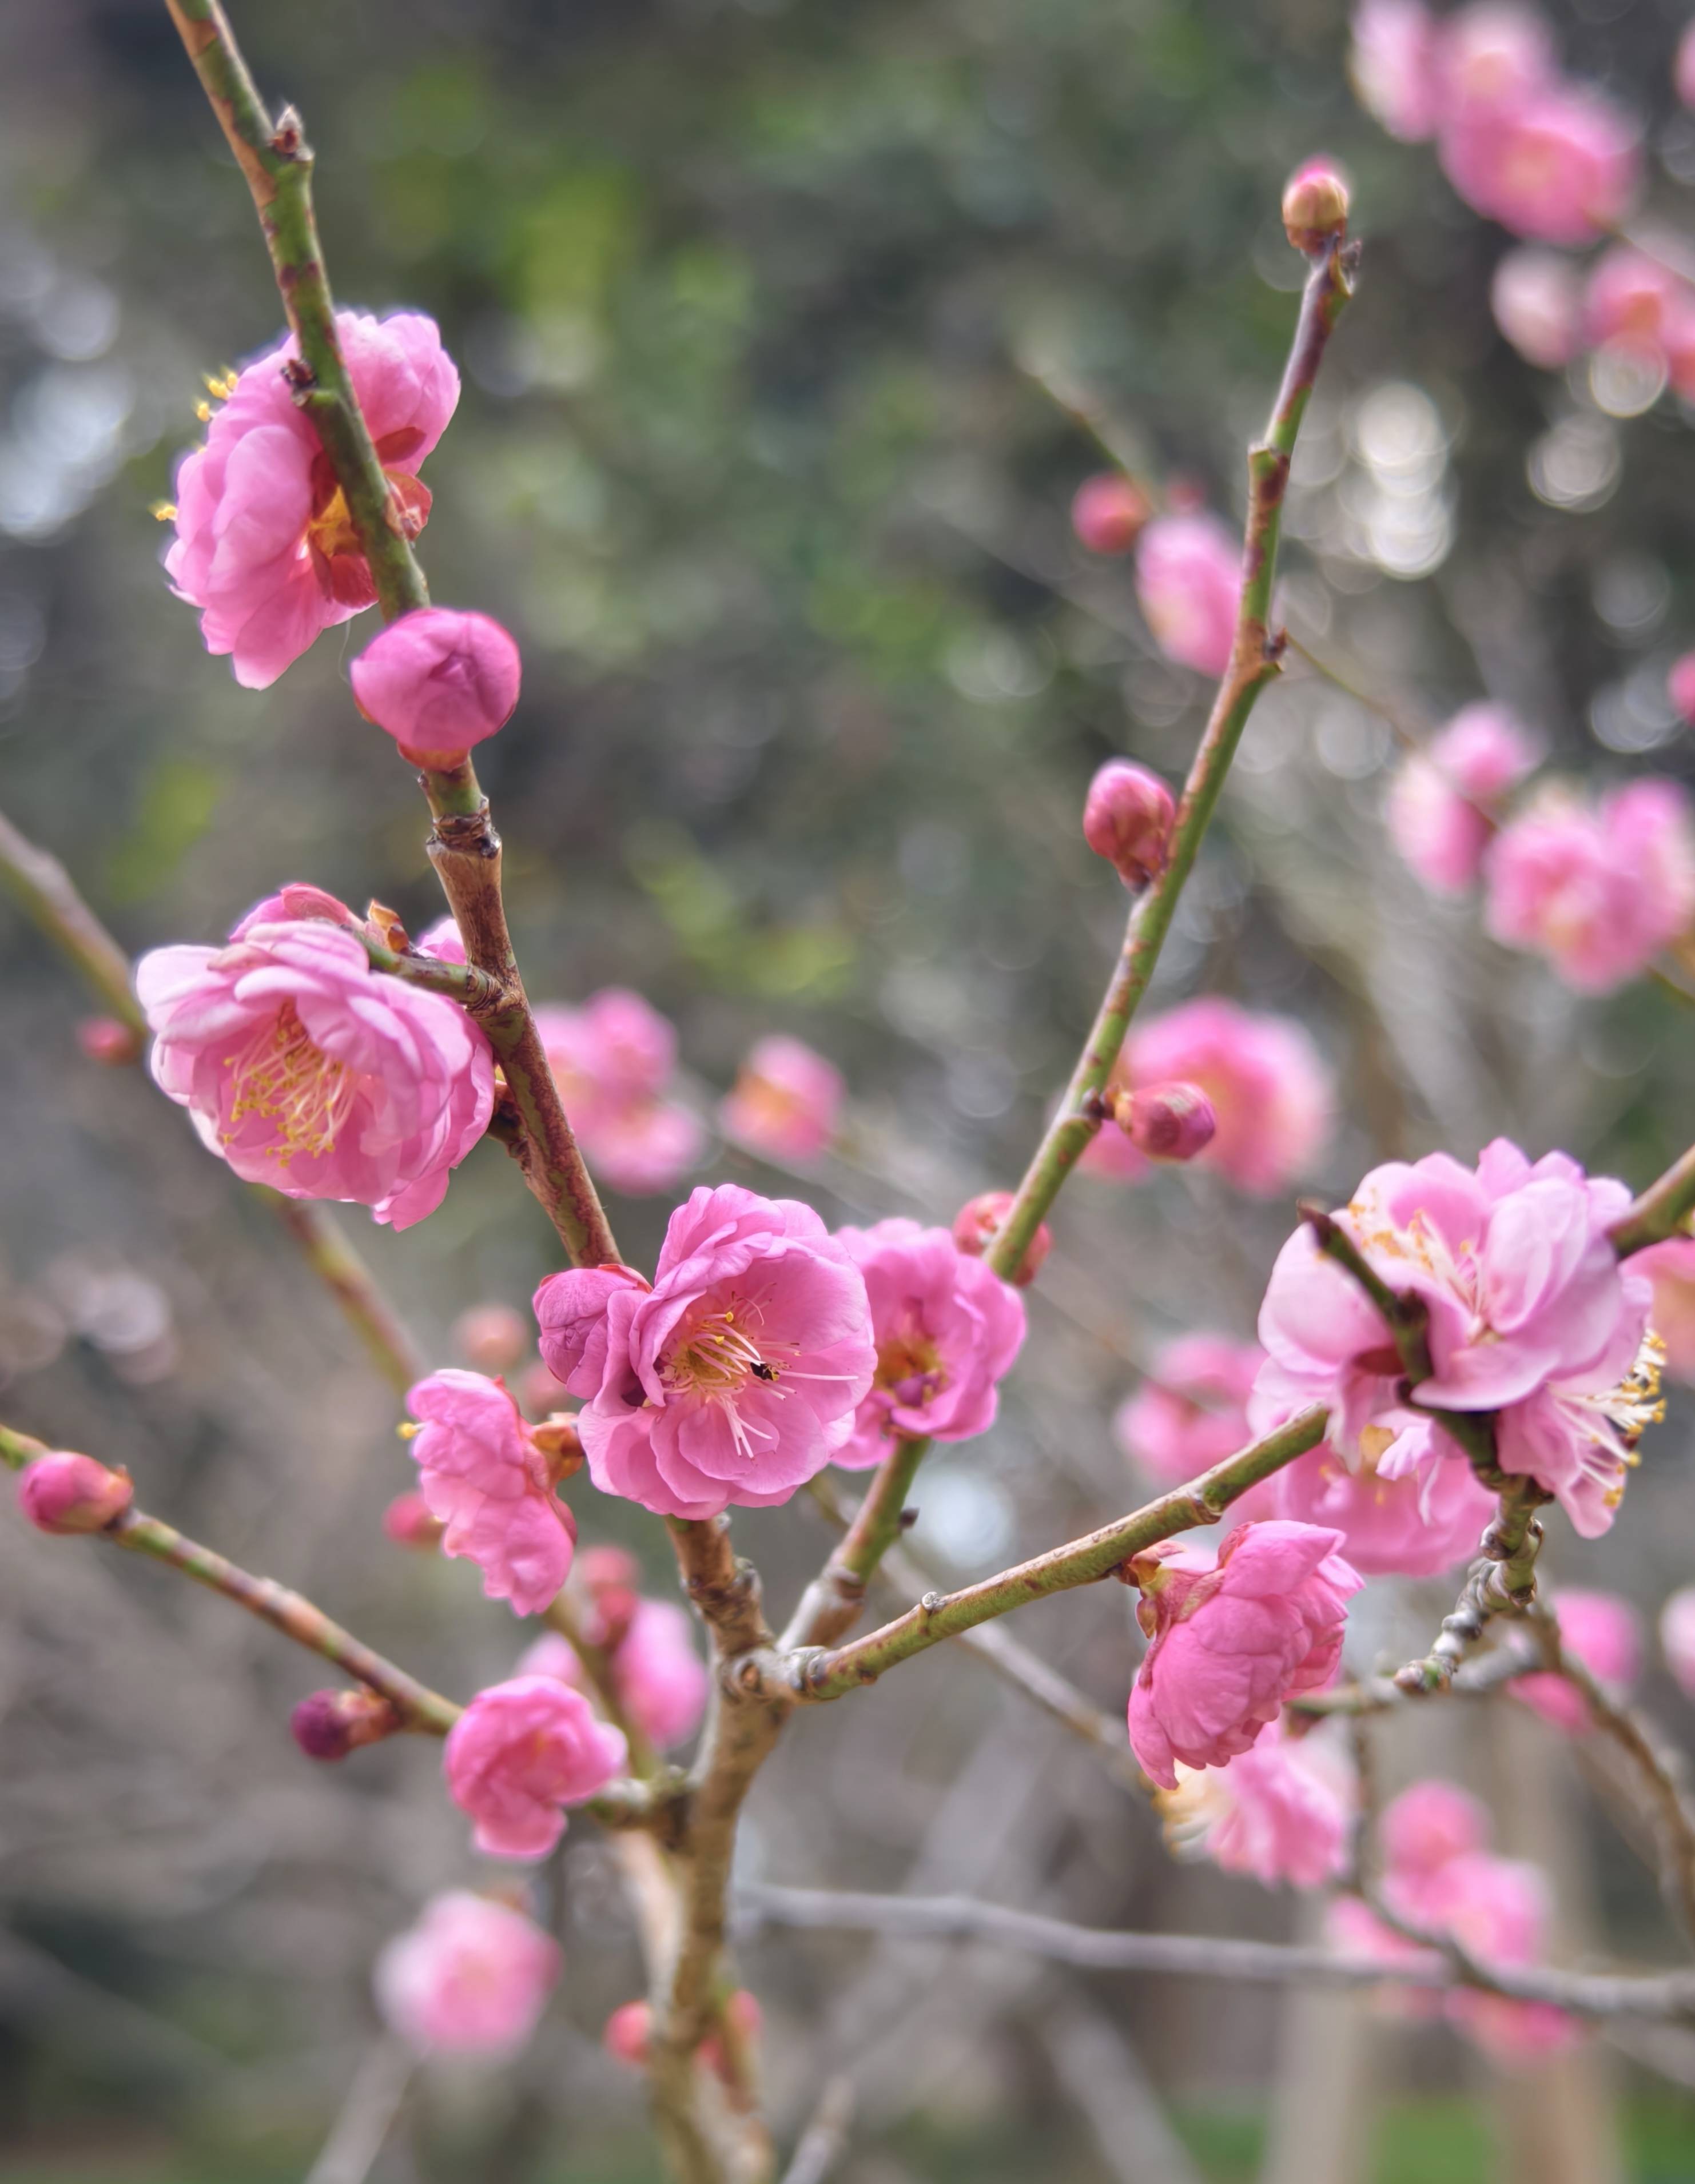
[1670,652,1695,728]
[1070,473,1151,556]
[291,1687,401,1761]
[452,1303,530,1374]
[17,1451,133,1535]
[699,1989,763,2082]
[350,607,522,766]
[579,1544,641,1590]
[75,1017,143,1067]
[1282,160,1351,253]
[382,1491,445,1550]
[950,1190,1053,1288]
[603,1999,651,2066]
[1113,1081,1217,1163]
[1082,760,1176,890]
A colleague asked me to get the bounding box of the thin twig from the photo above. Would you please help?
[777,2075,854,2184]
[303,2035,415,2184]
[781,1437,932,1651]
[1611,1142,1695,1258]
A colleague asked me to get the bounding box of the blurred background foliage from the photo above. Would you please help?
[7,0,1695,2178]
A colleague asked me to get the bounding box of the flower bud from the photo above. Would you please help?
[452,1303,530,1374]
[350,607,522,767]
[75,1017,144,1067]
[603,1999,651,2066]
[17,1450,133,1535]
[1070,473,1151,557]
[383,1490,445,1550]
[950,1190,1053,1288]
[1083,760,1176,890]
[580,1544,642,1590]
[291,1688,403,1762]
[699,1988,764,2082]
[1112,1081,1217,1163]
[1281,160,1350,254]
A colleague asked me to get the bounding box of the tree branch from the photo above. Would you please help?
[780,1437,931,1651]
[1610,1145,1695,1258]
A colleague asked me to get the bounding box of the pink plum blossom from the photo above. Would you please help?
[831,1219,1025,1469]
[1070,474,1150,556]
[1386,704,1542,896]
[1438,4,1556,113]
[137,919,494,1230]
[1262,1433,1495,1579]
[1252,1141,1660,1539]
[1126,1521,1362,1788]
[1133,513,1241,679]
[1634,1237,1695,1382]
[1484,780,1695,993]
[375,1891,560,2057]
[522,1599,709,1750]
[444,1676,627,1860]
[1156,1721,1352,1889]
[1513,1588,1641,1732]
[1439,81,1639,247]
[17,1451,133,1535]
[453,1303,531,1374]
[1582,248,1695,388]
[1114,1334,1264,1490]
[1490,249,1582,370]
[404,1369,577,1618]
[1660,1586,1695,1700]
[1380,1779,1490,1893]
[719,1035,843,1163]
[534,992,704,1197]
[1113,998,1331,1196]
[534,1185,876,1521]
[351,608,522,765]
[1349,0,1443,141]
[166,310,458,689]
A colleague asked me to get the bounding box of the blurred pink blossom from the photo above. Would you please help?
[351,607,521,765]
[522,1600,708,1750]
[1633,1236,1695,1381]
[405,1369,577,1617]
[1386,704,1542,896]
[831,1219,1025,1468]
[1439,82,1639,245]
[1660,1586,1695,1699]
[375,1891,560,2056]
[1133,512,1240,678]
[137,919,493,1231]
[1513,1588,1641,1732]
[381,1492,445,1550]
[535,1185,875,1520]
[1582,246,1695,387]
[719,1035,843,1163]
[1114,1334,1264,1490]
[1485,780,1695,993]
[603,2000,651,2066]
[1490,248,1582,369]
[535,991,704,1198]
[1380,1779,1490,1888]
[1070,473,1149,556]
[444,1676,627,1860]
[1438,3,1556,113]
[1126,1521,1361,1788]
[453,1303,531,1374]
[1114,998,1331,1196]
[166,310,457,688]
[1157,1721,1352,1889]
[1348,0,1443,144]
[1669,653,1695,730]
[1678,19,1695,111]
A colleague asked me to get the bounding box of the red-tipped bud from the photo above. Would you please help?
[1113,1081,1216,1163]
[530,1413,584,1481]
[1083,761,1176,891]
[1282,160,1350,254]
[17,1451,133,1535]
[452,1303,530,1374]
[290,1688,402,1762]
[1070,473,1152,557]
[951,1190,1053,1288]
[75,1017,144,1067]
[382,1491,445,1551]
[603,2000,652,2067]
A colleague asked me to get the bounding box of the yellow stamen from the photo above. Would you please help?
[194,400,212,423]
[150,500,177,523]
[222,1000,359,1166]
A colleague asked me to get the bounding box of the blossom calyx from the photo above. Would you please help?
[951,1190,1053,1286]
[1282,160,1351,254]
[18,1451,133,1535]
[291,1687,403,1761]
[530,1413,586,1478]
[1083,760,1176,890]
[1112,1080,1217,1163]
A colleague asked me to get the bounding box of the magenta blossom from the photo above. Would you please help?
[1485,780,1695,993]
[404,1369,577,1618]
[166,310,458,689]
[1133,512,1241,679]
[535,992,704,1197]
[534,1185,876,1521]
[522,1598,709,1751]
[1386,704,1542,896]
[1490,248,1582,370]
[1262,1433,1494,1580]
[1157,1721,1352,1890]
[1513,1588,1641,1733]
[444,1676,627,1860]
[1116,998,1331,1196]
[1126,1521,1362,1788]
[351,608,522,766]
[1254,1141,1660,1539]
[137,919,493,1230]
[831,1219,1025,1470]
[1114,1334,1265,1492]
[1661,1587,1695,1700]
[719,1035,843,1164]
[375,1891,560,2057]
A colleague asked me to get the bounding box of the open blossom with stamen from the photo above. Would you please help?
[1127,1522,1362,1788]
[166,310,458,689]
[533,1185,875,1521]
[1133,512,1241,679]
[375,1891,560,2057]
[404,1369,577,1617]
[719,1035,843,1164]
[534,992,703,1197]
[1156,1721,1352,1889]
[831,1220,1025,1470]
[444,1677,627,1860]
[1512,1588,1640,1733]
[1385,705,1542,896]
[137,920,493,1230]
[1260,1429,1495,1579]
[1253,1141,1661,1539]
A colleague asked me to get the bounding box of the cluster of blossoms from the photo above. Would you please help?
[1330,1780,1578,2060]
[535,989,703,1197]
[520,1545,709,1751]
[1385,709,1695,995]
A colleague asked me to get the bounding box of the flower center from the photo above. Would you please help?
[224,1001,359,1164]
[876,1317,946,1409]
[663,1301,775,1402]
